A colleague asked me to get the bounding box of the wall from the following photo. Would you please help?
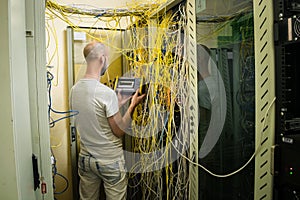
[47,17,73,200]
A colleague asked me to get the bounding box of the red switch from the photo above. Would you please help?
[41,182,47,194]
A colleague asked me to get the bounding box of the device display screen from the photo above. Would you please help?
[118,80,135,88]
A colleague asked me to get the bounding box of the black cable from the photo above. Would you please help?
[51,148,69,196]
[46,72,72,196]
[49,112,79,127]
[53,173,69,195]
[47,71,79,127]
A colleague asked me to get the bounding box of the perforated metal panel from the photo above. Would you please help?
[187,0,199,199]
[253,0,276,199]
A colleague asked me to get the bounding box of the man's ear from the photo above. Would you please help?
[99,55,105,64]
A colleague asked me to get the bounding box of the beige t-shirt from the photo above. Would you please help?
[70,79,123,164]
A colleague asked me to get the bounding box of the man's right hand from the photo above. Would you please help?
[130,90,146,108]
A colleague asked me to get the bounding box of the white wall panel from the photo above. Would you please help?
[0,0,35,199]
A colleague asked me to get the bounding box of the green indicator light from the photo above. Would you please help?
[290,171,293,175]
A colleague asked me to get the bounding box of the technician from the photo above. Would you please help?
[70,41,145,200]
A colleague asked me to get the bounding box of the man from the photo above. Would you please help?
[70,41,145,200]
[197,44,216,140]
[197,44,225,158]
[197,44,216,200]
[197,44,227,199]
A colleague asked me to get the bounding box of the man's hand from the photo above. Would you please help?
[130,90,146,108]
[117,91,132,108]
[109,90,146,138]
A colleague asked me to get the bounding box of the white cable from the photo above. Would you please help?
[170,97,276,178]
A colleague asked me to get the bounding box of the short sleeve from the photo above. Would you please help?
[106,91,119,117]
